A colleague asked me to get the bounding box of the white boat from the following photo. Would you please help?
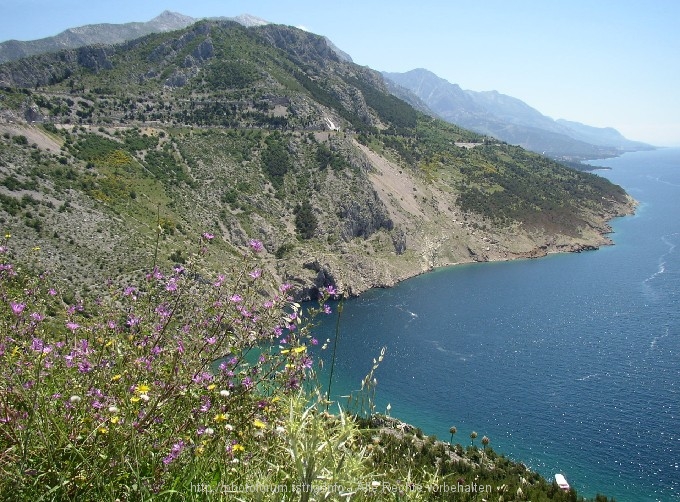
[554,473,570,491]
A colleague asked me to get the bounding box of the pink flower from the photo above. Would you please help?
[66,321,80,331]
[10,302,26,316]
[30,312,45,322]
[248,239,264,253]
[48,288,57,296]
[202,232,214,241]
[229,294,242,303]
[248,268,262,279]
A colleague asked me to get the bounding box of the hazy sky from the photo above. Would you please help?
[2,0,679,146]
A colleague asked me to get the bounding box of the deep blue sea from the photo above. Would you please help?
[313,148,680,502]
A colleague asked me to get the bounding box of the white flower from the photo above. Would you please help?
[108,406,119,414]
[140,394,150,402]
[204,427,215,436]
[69,395,81,403]
[219,390,230,397]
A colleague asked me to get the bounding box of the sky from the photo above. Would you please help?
[1,0,679,146]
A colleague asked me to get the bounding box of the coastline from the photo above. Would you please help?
[289,192,637,300]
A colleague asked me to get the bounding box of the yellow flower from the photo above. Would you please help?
[135,384,150,394]
[32,246,40,252]
[207,384,216,391]
[232,444,245,453]
[111,374,122,382]
[253,419,266,429]
[214,413,228,423]
[130,396,140,403]
[98,426,109,434]
[110,416,119,424]
[4,233,10,239]
[292,346,306,354]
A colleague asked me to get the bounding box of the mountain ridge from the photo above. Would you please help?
[0,19,634,300]
[382,68,654,160]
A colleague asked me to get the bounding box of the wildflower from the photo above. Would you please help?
[111,374,122,382]
[30,312,45,322]
[48,288,57,296]
[98,426,109,434]
[214,413,228,423]
[253,419,266,429]
[202,232,214,241]
[323,304,332,314]
[163,440,186,466]
[204,427,215,436]
[4,232,10,239]
[140,394,150,402]
[248,239,264,253]
[229,294,242,303]
[199,398,211,413]
[69,395,82,403]
[165,278,178,292]
[66,321,80,331]
[232,444,245,453]
[219,390,230,398]
[10,302,26,316]
[241,377,253,389]
[110,416,120,424]
[248,268,262,279]
[325,285,338,296]
[108,406,119,414]
[78,361,92,373]
[135,384,150,394]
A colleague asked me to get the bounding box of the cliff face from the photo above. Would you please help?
[0,21,634,299]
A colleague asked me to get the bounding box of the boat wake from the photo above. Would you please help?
[577,373,600,381]
[645,175,680,188]
[649,327,670,351]
[643,232,679,284]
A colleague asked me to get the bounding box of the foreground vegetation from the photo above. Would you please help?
[0,235,616,501]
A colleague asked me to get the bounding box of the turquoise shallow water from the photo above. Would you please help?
[312,148,680,502]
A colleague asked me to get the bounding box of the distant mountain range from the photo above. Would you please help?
[382,68,654,159]
[0,11,275,64]
[0,12,652,160]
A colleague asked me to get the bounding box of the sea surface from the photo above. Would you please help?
[312,148,680,502]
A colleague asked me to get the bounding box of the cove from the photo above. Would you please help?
[312,148,680,502]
